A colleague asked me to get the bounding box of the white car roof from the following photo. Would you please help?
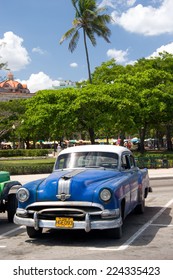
[59,144,131,156]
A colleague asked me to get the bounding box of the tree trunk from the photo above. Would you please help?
[83,29,92,84]
[166,124,173,151]
[88,127,95,144]
[139,125,147,153]
[25,139,30,149]
[119,133,125,146]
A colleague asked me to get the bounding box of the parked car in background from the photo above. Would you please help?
[14,145,151,239]
[0,171,21,222]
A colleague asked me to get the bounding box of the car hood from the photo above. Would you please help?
[35,168,123,202]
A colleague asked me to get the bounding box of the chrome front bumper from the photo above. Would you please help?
[14,207,122,232]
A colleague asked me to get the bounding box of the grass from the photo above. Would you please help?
[0,157,55,166]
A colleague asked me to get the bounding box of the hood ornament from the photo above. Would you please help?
[56,193,71,201]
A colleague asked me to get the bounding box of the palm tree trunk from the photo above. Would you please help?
[83,29,92,84]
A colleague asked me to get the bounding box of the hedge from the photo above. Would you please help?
[135,157,173,168]
[0,150,173,175]
[0,163,54,175]
[0,149,49,157]
[1,158,172,175]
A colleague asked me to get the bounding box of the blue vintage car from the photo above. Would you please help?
[14,145,151,238]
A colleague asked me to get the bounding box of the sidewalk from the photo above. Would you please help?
[11,168,173,185]
[11,173,50,185]
[148,168,173,180]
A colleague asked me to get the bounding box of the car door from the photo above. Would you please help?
[128,154,139,209]
[121,153,139,214]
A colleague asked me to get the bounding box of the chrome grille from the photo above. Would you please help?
[26,202,103,221]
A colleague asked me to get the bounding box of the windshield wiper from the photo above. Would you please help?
[84,166,104,169]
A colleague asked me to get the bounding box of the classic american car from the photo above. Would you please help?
[0,171,21,222]
[14,145,151,238]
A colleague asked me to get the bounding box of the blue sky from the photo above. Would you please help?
[0,0,173,92]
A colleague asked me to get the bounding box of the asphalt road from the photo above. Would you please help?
[0,178,173,260]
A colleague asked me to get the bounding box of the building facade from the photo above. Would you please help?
[0,72,34,101]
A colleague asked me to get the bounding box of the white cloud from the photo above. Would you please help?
[99,0,136,9]
[126,41,173,65]
[107,48,129,63]
[127,0,136,7]
[111,0,173,36]
[0,31,31,71]
[18,72,60,93]
[70,62,78,68]
[32,47,46,55]
[149,42,173,57]
[98,0,116,8]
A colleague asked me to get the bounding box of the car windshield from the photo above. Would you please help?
[54,151,119,170]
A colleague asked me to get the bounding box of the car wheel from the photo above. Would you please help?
[135,199,145,214]
[26,226,43,238]
[7,194,17,223]
[107,225,123,239]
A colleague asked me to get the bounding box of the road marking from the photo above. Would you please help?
[88,198,173,251]
[150,224,173,227]
[0,226,25,240]
[0,226,25,249]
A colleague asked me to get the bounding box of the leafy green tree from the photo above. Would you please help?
[92,59,126,85]
[23,86,116,145]
[69,85,115,143]
[133,54,173,151]
[0,99,26,145]
[120,67,173,152]
[157,82,173,151]
[1,52,172,152]
[23,91,60,146]
[60,0,111,83]
[23,89,78,146]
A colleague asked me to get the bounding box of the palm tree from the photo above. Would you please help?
[60,0,111,83]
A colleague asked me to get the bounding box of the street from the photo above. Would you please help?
[0,178,173,260]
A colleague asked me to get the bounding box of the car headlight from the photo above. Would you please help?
[100,188,112,202]
[16,188,30,202]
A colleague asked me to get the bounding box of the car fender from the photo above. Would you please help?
[1,181,22,200]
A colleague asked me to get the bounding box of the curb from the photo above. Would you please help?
[149,176,173,180]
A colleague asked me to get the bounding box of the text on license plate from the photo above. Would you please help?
[55,217,74,228]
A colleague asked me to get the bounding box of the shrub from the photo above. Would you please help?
[0,149,49,158]
[0,163,54,175]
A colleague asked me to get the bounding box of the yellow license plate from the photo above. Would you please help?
[55,217,74,228]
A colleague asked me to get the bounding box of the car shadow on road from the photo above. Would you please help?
[25,205,172,249]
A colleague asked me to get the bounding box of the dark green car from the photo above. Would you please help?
[0,171,21,222]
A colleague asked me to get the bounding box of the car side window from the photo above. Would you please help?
[121,154,130,169]
[121,154,136,170]
[129,155,136,168]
